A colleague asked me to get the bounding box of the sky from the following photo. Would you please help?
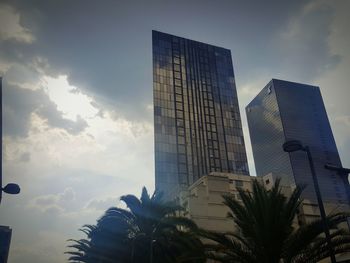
[0,0,349,262]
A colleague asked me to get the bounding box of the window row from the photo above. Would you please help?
[155,134,177,144]
[229,161,249,173]
[155,68,173,78]
[154,124,176,135]
[154,100,175,109]
[154,75,173,85]
[154,83,174,92]
[156,163,178,173]
[153,55,173,64]
[155,143,178,153]
[153,47,172,57]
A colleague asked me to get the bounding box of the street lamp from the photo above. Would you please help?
[283,140,337,263]
[0,183,21,204]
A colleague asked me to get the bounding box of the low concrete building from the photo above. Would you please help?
[179,172,350,262]
[179,172,254,232]
[179,172,349,231]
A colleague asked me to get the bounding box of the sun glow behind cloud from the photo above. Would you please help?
[42,75,99,121]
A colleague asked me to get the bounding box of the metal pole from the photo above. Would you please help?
[305,146,336,263]
[0,77,3,204]
[150,240,155,263]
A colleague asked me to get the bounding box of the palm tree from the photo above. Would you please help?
[201,178,350,263]
[66,187,205,263]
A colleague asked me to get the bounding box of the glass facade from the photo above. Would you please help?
[246,79,348,204]
[153,31,249,200]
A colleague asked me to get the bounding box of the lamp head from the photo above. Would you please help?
[283,140,304,153]
[2,183,21,194]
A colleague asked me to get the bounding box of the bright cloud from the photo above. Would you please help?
[42,75,99,121]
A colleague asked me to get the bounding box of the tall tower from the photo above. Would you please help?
[152,31,249,199]
[0,226,12,263]
[246,79,348,205]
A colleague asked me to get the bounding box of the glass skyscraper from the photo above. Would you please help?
[246,79,348,205]
[152,31,249,199]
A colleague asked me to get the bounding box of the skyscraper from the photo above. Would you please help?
[152,31,249,200]
[246,79,348,205]
[0,226,12,263]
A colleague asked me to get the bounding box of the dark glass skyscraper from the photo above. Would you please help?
[152,31,249,199]
[0,226,12,263]
[246,79,348,205]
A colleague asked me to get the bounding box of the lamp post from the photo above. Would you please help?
[283,140,337,263]
[1,77,20,204]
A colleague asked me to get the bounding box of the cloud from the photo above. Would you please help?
[29,187,76,215]
[311,0,350,169]
[19,152,31,162]
[38,105,88,135]
[34,195,58,207]
[335,116,350,128]
[3,81,88,138]
[0,4,35,43]
[274,0,340,81]
[0,0,153,121]
[4,63,41,89]
[10,231,68,263]
[238,77,269,98]
[59,187,76,202]
[85,196,120,211]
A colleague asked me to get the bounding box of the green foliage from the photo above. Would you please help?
[66,187,205,263]
[201,178,350,263]
[67,181,350,263]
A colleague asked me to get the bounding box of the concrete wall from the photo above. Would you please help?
[180,171,349,232]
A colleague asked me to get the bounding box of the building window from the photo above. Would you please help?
[235,180,243,188]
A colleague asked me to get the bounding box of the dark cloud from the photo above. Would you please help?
[272,2,340,81]
[1,0,320,122]
[4,63,40,86]
[37,102,88,135]
[3,81,88,137]
[3,83,39,137]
